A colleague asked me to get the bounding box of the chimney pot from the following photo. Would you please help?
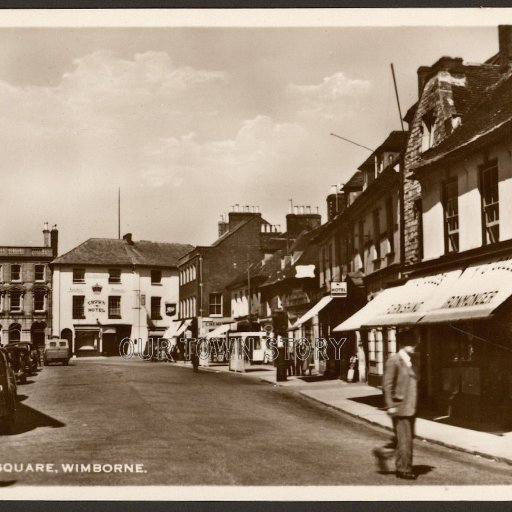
[123,233,134,245]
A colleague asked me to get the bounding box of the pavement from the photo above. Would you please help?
[179,359,512,466]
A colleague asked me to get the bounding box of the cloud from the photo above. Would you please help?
[287,72,371,118]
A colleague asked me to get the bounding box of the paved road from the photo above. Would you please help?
[1,358,511,486]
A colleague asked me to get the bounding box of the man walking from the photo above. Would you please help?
[373,336,419,480]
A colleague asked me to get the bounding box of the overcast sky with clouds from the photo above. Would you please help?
[0,24,499,254]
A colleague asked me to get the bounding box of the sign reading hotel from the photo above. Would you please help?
[87,300,106,313]
[330,281,347,298]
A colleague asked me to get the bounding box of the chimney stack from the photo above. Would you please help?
[50,224,59,257]
[499,25,512,73]
[123,233,134,245]
[43,222,50,247]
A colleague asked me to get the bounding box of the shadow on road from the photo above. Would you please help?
[7,403,66,435]
[0,480,17,487]
[413,464,435,476]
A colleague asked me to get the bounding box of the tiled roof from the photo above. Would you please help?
[358,131,408,171]
[413,68,512,170]
[342,171,364,191]
[52,238,193,267]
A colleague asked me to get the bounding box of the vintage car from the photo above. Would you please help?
[0,347,17,434]
[16,341,39,372]
[4,344,28,384]
[44,339,70,366]
[4,343,34,384]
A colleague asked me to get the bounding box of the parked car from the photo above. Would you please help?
[44,339,70,366]
[5,343,34,379]
[4,344,28,384]
[16,342,39,372]
[0,347,17,434]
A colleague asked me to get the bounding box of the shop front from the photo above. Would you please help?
[416,256,512,426]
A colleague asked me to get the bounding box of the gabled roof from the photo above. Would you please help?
[342,171,364,192]
[358,131,408,171]
[52,238,193,267]
[413,69,512,171]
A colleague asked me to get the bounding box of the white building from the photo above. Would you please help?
[51,234,193,356]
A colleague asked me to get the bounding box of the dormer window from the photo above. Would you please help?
[421,110,436,153]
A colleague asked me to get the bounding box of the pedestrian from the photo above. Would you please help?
[190,341,199,373]
[372,334,419,480]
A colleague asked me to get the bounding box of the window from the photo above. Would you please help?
[10,291,22,312]
[72,296,85,319]
[421,110,436,153]
[151,297,161,320]
[34,264,45,282]
[108,268,121,284]
[209,293,222,316]
[73,268,85,283]
[358,220,365,267]
[34,290,45,312]
[372,208,381,260]
[151,270,162,285]
[386,197,394,254]
[480,160,499,245]
[443,179,459,253]
[108,296,121,319]
[11,264,21,282]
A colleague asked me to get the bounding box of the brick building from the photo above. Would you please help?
[0,223,58,351]
[178,206,284,339]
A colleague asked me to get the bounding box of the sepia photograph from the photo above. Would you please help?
[0,8,512,501]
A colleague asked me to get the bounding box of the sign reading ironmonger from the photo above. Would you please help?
[441,290,498,309]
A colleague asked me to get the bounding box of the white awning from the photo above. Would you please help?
[205,323,231,339]
[290,296,333,330]
[175,319,192,337]
[364,269,462,327]
[163,320,182,338]
[333,286,406,332]
[419,256,512,324]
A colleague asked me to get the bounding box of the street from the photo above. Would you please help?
[1,358,511,486]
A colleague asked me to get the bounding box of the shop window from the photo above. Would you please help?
[34,264,45,282]
[72,296,85,319]
[480,160,499,245]
[10,291,22,312]
[151,269,162,285]
[443,179,459,254]
[151,297,162,320]
[11,264,21,282]
[209,293,222,316]
[73,268,85,283]
[108,268,121,284]
[34,290,46,312]
[108,296,121,319]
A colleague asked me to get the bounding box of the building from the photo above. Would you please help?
[178,205,283,340]
[0,223,58,351]
[51,234,192,357]
[335,25,512,426]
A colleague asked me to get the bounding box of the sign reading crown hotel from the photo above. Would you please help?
[330,281,347,298]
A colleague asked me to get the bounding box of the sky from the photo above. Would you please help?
[0,22,499,254]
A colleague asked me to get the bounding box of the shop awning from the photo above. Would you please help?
[163,320,182,339]
[290,296,334,330]
[419,257,512,324]
[333,286,406,332]
[175,319,192,338]
[205,323,231,339]
[365,269,462,327]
